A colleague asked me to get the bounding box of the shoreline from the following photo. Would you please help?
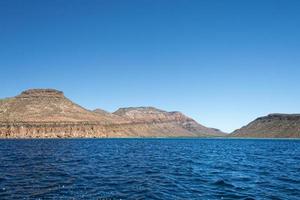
[1,137,300,140]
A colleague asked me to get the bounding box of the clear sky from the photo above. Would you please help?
[0,0,299,132]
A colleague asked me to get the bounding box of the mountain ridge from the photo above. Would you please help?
[0,89,225,138]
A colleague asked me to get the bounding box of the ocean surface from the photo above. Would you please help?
[0,139,300,200]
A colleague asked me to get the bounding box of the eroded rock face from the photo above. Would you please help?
[230,114,300,138]
[0,121,201,138]
[0,89,225,138]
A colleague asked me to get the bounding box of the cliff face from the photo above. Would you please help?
[231,114,300,138]
[0,89,225,138]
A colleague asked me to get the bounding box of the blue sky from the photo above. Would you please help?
[0,0,299,132]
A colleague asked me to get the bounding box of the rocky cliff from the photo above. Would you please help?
[230,114,300,138]
[0,89,225,138]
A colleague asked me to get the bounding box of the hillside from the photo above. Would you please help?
[113,107,224,136]
[0,89,122,123]
[0,89,225,138]
[231,114,300,138]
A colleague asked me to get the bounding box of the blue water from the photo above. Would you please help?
[0,139,300,200]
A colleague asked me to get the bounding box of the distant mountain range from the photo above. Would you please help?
[1,89,299,138]
[0,89,224,138]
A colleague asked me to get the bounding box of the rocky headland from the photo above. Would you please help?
[0,89,225,138]
[230,114,300,138]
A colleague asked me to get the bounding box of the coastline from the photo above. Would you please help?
[1,136,300,140]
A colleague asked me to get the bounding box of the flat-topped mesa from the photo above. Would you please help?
[17,89,64,99]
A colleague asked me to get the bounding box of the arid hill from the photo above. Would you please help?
[230,114,300,138]
[0,89,123,123]
[0,89,225,138]
[113,107,224,137]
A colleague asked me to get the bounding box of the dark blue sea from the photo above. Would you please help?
[0,139,300,200]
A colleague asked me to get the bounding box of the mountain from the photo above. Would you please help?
[0,89,225,138]
[113,107,224,137]
[0,89,121,123]
[230,114,300,138]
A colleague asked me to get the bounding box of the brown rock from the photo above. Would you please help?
[0,89,225,138]
[230,114,300,138]
[114,107,224,136]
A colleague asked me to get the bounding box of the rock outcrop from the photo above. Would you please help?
[0,89,225,138]
[230,114,300,138]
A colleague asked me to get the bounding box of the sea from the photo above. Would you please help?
[0,138,299,200]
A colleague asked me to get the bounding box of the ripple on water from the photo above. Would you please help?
[0,139,300,199]
[213,179,235,188]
